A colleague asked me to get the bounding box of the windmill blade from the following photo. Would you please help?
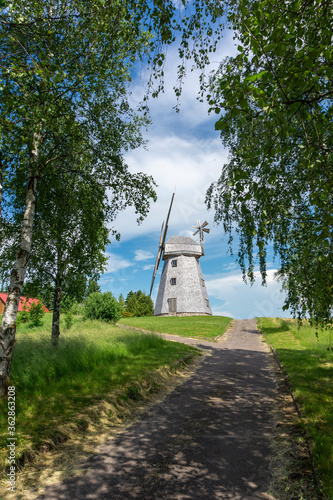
[192,229,200,236]
[160,192,175,250]
[150,193,175,295]
[202,221,209,228]
[203,228,210,234]
[150,222,164,295]
[150,248,162,295]
[158,220,165,248]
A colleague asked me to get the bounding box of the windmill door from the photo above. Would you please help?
[168,298,177,313]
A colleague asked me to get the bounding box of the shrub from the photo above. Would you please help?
[64,311,74,330]
[29,302,45,327]
[121,310,132,318]
[126,290,154,317]
[83,292,122,323]
[17,301,30,324]
[17,310,29,324]
[61,295,74,313]
[71,301,83,315]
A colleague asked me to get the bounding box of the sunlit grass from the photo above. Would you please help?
[257,317,333,498]
[118,315,232,340]
[0,315,197,474]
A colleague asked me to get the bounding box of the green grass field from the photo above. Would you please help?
[257,317,333,498]
[0,314,198,479]
[118,315,232,340]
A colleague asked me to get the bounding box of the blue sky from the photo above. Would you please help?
[99,35,292,320]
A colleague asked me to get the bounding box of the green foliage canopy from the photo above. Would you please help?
[29,301,45,327]
[83,292,122,323]
[126,290,154,317]
[206,0,333,325]
[86,279,102,298]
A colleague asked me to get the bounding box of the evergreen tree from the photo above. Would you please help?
[126,290,154,317]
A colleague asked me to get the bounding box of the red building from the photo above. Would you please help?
[0,293,49,314]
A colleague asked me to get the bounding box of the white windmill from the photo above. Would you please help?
[150,194,212,316]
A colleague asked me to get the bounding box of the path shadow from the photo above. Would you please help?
[39,338,277,500]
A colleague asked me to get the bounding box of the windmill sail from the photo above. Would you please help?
[191,220,210,254]
[149,193,175,295]
[150,222,164,296]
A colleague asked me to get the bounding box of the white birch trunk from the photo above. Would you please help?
[51,281,62,347]
[0,151,3,227]
[0,133,40,397]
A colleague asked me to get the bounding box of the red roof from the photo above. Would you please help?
[0,293,49,312]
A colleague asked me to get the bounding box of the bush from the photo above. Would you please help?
[83,292,122,323]
[71,301,83,315]
[17,310,30,324]
[64,311,74,330]
[61,295,74,313]
[126,290,154,317]
[17,301,30,324]
[29,302,45,327]
[121,310,132,318]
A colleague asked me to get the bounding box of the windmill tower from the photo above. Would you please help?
[150,194,212,317]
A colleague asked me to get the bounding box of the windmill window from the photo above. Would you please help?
[201,278,205,287]
[170,278,177,285]
[206,298,210,307]
[171,260,177,267]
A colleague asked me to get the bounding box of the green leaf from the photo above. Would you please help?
[245,70,267,82]
[215,119,227,131]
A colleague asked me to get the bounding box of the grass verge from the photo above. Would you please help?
[0,315,199,497]
[118,315,232,340]
[257,317,333,499]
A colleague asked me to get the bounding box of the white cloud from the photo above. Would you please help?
[143,264,154,271]
[106,253,133,273]
[205,269,291,319]
[109,36,238,243]
[211,308,236,318]
[221,262,240,272]
[130,31,237,129]
[134,249,155,261]
[112,134,227,241]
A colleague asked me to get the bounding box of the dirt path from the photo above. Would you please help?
[38,320,307,499]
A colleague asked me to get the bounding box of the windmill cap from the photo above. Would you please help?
[163,236,203,258]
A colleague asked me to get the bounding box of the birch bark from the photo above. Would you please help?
[51,280,62,347]
[0,133,40,397]
[0,151,3,227]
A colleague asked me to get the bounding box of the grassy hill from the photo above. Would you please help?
[118,315,232,341]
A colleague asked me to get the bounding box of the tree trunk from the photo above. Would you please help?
[0,151,3,227]
[51,282,62,347]
[0,174,37,397]
[0,131,40,398]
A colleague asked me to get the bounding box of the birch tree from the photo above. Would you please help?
[0,0,158,396]
[206,0,333,325]
[27,175,109,347]
[0,0,225,395]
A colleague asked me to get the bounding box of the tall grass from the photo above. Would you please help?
[257,317,333,498]
[118,315,232,340]
[11,322,165,393]
[0,316,197,472]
